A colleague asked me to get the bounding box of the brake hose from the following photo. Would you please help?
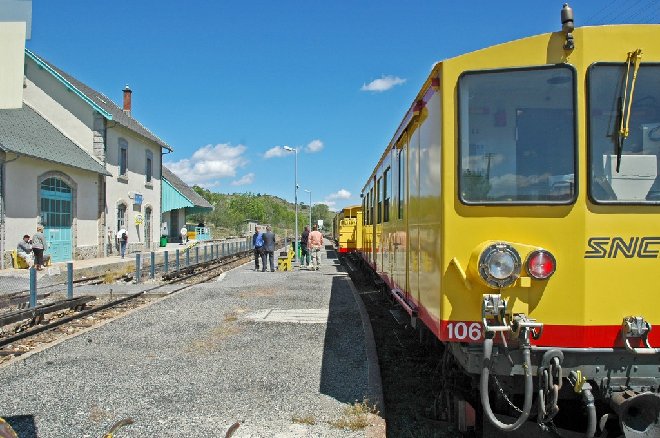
[480,337,533,431]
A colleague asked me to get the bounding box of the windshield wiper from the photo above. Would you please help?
[616,96,625,172]
[616,49,643,173]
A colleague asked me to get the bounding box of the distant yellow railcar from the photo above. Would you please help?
[333,205,362,253]
[352,6,660,436]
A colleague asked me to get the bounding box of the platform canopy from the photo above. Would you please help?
[161,166,213,214]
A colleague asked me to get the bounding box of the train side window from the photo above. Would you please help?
[376,177,382,223]
[458,65,576,204]
[588,63,660,204]
[384,167,391,222]
[361,197,366,225]
[369,188,374,225]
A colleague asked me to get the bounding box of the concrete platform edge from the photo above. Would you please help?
[346,275,385,418]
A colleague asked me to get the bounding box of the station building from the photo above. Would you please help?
[0,49,172,267]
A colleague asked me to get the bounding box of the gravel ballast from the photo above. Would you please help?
[0,245,384,437]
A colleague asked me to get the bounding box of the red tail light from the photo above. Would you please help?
[526,250,556,279]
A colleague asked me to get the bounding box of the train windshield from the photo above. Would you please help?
[588,63,660,204]
[458,66,576,204]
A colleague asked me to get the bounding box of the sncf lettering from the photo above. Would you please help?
[584,237,660,259]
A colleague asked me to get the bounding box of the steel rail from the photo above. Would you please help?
[0,250,254,352]
[0,296,96,327]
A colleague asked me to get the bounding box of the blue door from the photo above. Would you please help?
[40,178,73,262]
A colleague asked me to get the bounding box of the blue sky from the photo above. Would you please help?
[24,1,660,210]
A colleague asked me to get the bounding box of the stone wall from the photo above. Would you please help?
[74,245,101,261]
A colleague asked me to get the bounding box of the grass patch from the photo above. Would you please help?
[328,398,379,430]
[102,271,116,284]
[291,414,316,425]
[185,317,242,354]
[239,287,275,298]
[88,405,112,423]
[224,312,238,322]
[102,264,134,284]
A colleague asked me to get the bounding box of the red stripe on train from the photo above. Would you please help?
[363,262,658,349]
[436,320,660,348]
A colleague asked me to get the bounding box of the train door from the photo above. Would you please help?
[375,175,381,271]
[408,126,421,303]
[384,165,394,281]
[395,140,408,296]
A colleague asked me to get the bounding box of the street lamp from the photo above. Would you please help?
[283,146,298,263]
[304,189,312,230]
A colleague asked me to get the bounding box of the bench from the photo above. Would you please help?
[278,250,292,271]
[11,250,29,269]
[10,250,51,269]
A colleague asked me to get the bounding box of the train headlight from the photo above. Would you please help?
[478,243,521,288]
[526,250,556,280]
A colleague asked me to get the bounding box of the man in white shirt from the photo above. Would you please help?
[116,228,128,258]
[180,226,188,244]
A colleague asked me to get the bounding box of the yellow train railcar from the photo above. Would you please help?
[335,205,362,253]
[355,6,660,436]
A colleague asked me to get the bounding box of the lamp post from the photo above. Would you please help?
[283,146,298,263]
[304,189,312,230]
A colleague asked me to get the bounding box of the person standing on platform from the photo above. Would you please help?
[308,224,324,271]
[261,226,276,272]
[32,224,47,270]
[300,226,310,269]
[252,226,263,271]
[116,227,128,259]
[180,225,188,245]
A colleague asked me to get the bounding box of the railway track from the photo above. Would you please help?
[0,249,254,364]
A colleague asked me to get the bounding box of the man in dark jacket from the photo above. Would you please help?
[260,226,276,272]
[252,227,263,271]
[300,226,310,268]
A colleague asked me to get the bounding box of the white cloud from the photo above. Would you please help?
[361,75,406,92]
[164,143,248,186]
[231,173,255,186]
[263,146,294,159]
[318,200,336,208]
[305,139,324,153]
[326,189,351,200]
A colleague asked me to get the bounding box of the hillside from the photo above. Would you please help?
[188,188,335,238]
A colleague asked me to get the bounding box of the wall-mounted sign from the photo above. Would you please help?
[134,193,143,205]
[134,213,143,225]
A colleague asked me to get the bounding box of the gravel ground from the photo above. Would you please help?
[0,244,384,437]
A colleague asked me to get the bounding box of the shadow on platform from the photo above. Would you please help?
[319,273,369,404]
[3,414,38,438]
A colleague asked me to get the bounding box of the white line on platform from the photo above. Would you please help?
[244,308,329,324]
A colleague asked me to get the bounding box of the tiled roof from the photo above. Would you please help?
[25,49,173,152]
[0,105,110,175]
[162,166,213,210]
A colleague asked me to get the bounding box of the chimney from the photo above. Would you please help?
[122,85,132,115]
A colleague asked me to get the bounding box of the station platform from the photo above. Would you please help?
[0,243,385,437]
[0,238,251,296]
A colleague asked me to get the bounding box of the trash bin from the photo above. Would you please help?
[159,236,168,247]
